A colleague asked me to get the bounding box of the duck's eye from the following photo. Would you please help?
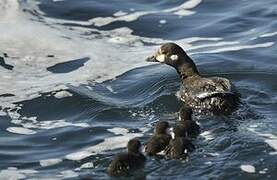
[170,54,178,61]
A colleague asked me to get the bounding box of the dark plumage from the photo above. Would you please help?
[179,105,193,121]
[145,121,171,156]
[107,138,145,177]
[146,43,240,115]
[177,106,200,138]
[165,125,195,159]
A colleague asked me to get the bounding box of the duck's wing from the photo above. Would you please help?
[183,77,237,100]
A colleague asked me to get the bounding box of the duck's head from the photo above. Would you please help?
[146,43,185,66]
[154,121,171,135]
[146,43,199,77]
[127,138,143,154]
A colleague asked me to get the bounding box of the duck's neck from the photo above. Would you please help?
[176,57,200,80]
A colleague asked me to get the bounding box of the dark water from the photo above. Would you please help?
[0,0,277,179]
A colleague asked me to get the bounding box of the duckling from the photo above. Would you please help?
[145,121,171,155]
[146,43,240,115]
[177,106,200,138]
[165,125,195,159]
[107,138,145,177]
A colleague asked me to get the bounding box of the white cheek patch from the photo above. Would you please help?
[170,54,178,61]
[156,54,166,62]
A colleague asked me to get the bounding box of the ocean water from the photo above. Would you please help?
[0,0,277,179]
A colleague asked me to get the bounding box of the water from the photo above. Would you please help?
[0,0,277,179]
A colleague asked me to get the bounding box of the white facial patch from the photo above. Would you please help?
[170,54,178,61]
[156,54,166,62]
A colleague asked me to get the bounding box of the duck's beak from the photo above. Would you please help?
[145,55,158,62]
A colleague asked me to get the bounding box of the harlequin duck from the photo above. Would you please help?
[146,43,240,115]
[145,121,171,155]
[107,138,145,177]
[165,125,195,159]
[177,106,200,138]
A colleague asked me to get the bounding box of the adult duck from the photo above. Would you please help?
[146,43,240,115]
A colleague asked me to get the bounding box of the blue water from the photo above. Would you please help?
[0,0,276,179]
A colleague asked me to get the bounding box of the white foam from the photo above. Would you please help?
[39,158,63,167]
[58,170,78,178]
[6,108,89,133]
[187,41,239,51]
[259,169,267,174]
[0,111,7,116]
[107,127,129,135]
[240,165,256,173]
[10,114,89,130]
[159,19,167,24]
[113,11,128,17]
[54,90,73,99]
[25,120,89,129]
[260,31,277,38]
[247,128,277,153]
[199,42,274,54]
[106,85,116,94]
[264,139,277,151]
[65,132,143,161]
[0,167,38,180]
[6,127,36,135]
[207,152,219,157]
[91,11,149,27]
[65,151,92,161]
[43,0,202,28]
[164,0,202,12]
[200,131,214,141]
[80,162,94,169]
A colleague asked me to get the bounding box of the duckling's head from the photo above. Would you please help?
[179,106,193,121]
[154,121,171,135]
[127,138,142,154]
[146,43,199,77]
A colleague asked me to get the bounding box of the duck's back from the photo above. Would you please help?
[180,76,240,114]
